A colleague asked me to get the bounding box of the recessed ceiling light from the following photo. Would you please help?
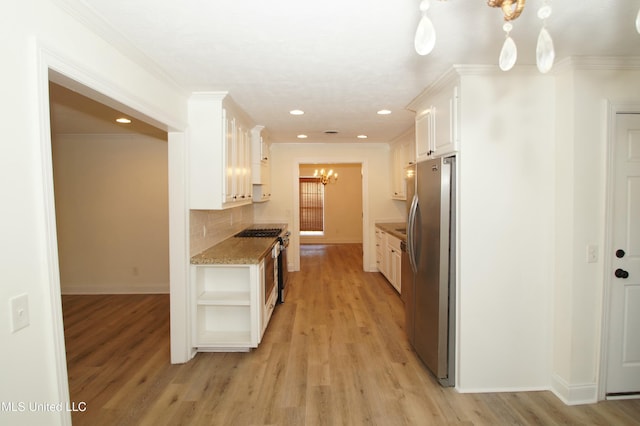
[297,134,308,139]
[290,109,304,115]
[377,109,392,115]
[116,117,132,124]
[357,135,368,139]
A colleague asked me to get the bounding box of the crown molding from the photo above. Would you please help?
[52,0,186,95]
[553,56,640,73]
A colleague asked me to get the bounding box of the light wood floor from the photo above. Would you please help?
[63,244,640,425]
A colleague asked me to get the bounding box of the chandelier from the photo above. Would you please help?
[414,0,555,73]
[314,169,338,185]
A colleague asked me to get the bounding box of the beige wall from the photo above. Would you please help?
[253,142,405,272]
[52,133,169,294]
[299,163,363,244]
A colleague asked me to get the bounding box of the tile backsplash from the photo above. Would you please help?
[190,205,254,255]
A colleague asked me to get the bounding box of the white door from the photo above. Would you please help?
[607,113,640,396]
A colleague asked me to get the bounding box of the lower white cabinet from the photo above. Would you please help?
[375,227,402,294]
[387,236,402,294]
[192,262,262,351]
[375,228,386,276]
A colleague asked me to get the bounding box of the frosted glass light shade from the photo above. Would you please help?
[536,27,555,73]
[636,8,640,33]
[499,36,517,71]
[415,14,436,55]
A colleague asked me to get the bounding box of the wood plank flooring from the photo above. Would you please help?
[63,243,640,425]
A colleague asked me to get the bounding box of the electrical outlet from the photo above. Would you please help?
[586,244,598,263]
[10,294,29,333]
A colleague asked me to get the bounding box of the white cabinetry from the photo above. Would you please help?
[191,263,261,350]
[375,228,386,276]
[375,227,402,294]
[391,127,416,200]
[415,109,434,162]
[411,78,459,162]
[251,125,271,202]
[386,234,402,293]
[189,92,254,210]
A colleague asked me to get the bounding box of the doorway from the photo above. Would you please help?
[293,161,368,271]
[49,80,172,410]
[39,56,190,420]
[298,163,363,245]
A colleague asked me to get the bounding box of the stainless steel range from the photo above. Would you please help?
[234,227,290,304]
[234,228,282,238]
[277,231,290,303]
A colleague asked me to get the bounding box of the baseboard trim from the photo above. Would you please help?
[456,385,550,394]
[61,283,169,295]
[550,374,598,405]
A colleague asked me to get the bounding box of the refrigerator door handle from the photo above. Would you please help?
[407,194,419,273]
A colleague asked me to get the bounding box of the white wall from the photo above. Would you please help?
[456,70,555,392]
[0,1,187,424]
[552,63,640,404]
[254,142,404,271]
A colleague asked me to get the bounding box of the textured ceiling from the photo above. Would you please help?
[53,0,640,142]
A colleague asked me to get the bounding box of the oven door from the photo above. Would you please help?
[262,243,278,336]
[277,234,290,303]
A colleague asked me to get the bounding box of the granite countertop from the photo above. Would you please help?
[376,222,407,242]
[190,223,286,265]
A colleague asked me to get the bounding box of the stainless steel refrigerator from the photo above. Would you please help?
[404,156,456,387]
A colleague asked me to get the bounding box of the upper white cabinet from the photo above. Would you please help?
[390,126,415,200]
[189,92,254,210]
[251,125,271,202]
[410,75,459,162]
[415,108,434,162]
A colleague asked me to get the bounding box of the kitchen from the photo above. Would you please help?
[4,1,640,425]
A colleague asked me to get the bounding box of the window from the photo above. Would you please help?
[299,177,324,234]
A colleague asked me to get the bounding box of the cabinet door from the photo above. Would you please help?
[224,111,236,203]
[432,85,459,157]
[235,124,249,201]
[391,143,406,200]
[403,135,416,167]
[415,109,434,162]
[392,248,402,293]
[376,229,385,274]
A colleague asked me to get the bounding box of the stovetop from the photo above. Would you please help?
[234,228,282,238]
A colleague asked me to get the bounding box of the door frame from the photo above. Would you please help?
[599,100,640,400]
[36,43,190,424]
[292,158,369,272]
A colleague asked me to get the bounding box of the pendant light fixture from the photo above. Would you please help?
[536,1,555,73]
[489,0,555,73]
[414,0,436,55]
[415,0,558,74]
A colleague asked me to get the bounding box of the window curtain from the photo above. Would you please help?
[299,177,324,231]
